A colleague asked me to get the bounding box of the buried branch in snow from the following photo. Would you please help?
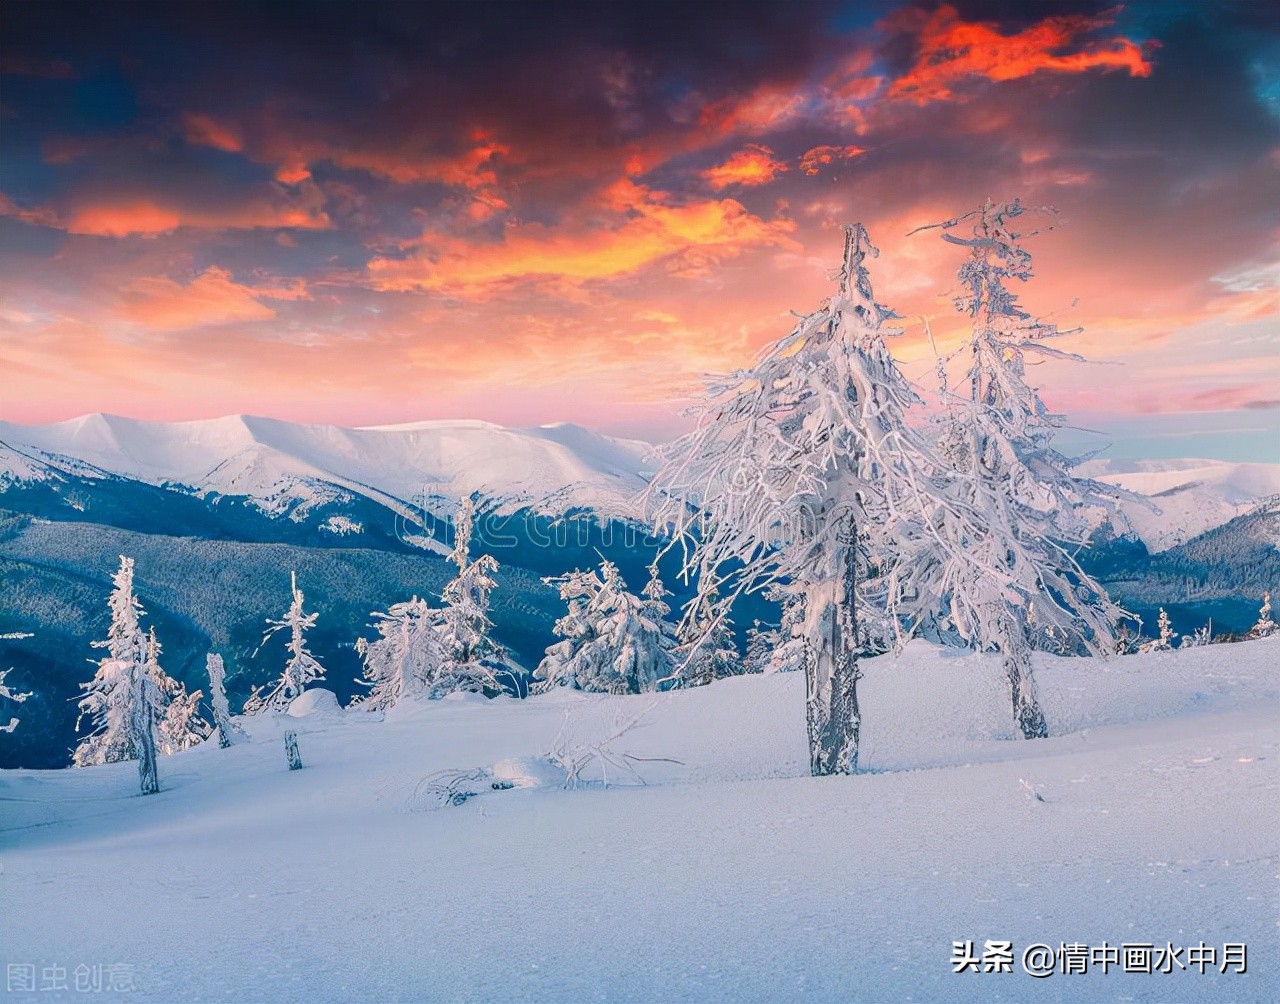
[403,701,681,810]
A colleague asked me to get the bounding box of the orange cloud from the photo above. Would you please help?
[275,163,313,185]
[62,192,330,237]
[118,267,290,331]
[798,144,866,176]
[887,4,1154,105]
[182,109,511,198]
[335,133,509,188]
[181,113,244,154]
[701,145,788,189]
[698,82,809,136]
[367,179,796,295]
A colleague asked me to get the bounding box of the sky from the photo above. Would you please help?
[1,1,1278,458]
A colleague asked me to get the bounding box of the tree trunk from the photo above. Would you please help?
[136,724,159,794]
[1004,649,1048,740]
[805,519,862,776]
[131,672,160,795]
[284,730,303,770]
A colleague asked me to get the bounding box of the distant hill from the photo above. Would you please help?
[1076,457,1280,551]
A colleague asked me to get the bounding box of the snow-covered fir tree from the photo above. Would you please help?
[1140,608,1178,653]
[760,587,810,675]
[535,559,675,694]
[533,568,602,692]
[435,497,502,695]
[244,571,326,714]
[743,620,776,675]
[206,652,246,748]
[145,627,208,754]
[670,589,739,688]
[356,596,448,709]
[72,556,162,793]
[902,199,1129,739]
[646,224,956,774]
[640,564,681,671]
[1248,592,1276,638]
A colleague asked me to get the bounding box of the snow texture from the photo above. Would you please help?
[2,638,1275,1001]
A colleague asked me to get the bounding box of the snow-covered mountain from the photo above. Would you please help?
[0,413,653,521]
[1077,457,1280,551]
[4,415,1278,554]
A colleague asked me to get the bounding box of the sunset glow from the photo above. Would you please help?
[1,1,1277,451]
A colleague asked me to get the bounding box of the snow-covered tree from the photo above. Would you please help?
[535,559,675,694]
[1248,592,1276,639]
[0,629,33,734]
[245,571,326,714]
[1181,620,1213,648]
[903,199,1129,739]
[1139,608,1178,653]
[670,590,739,687]
[645,224,955,774]
[760,587,810,675]
[206,652,246,748]
[72,556,161,793]
[743,620,777,675]
[435,497,503,695]
[356,596,448,709]
[144,627,208,754]
[0,666,31,734]
[533,568,602,692]
[640,564,681,669]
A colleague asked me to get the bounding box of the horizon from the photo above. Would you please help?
[3,403,1277,465]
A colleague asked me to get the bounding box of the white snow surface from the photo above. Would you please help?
[1078,457,1280,551]
[2,638,1277,1002]
[0,413,654,517]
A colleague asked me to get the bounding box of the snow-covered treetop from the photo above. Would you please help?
[911,198,1132,533]
[643,224,935,615]
[92,556,147,668]
[891,199,1132,658]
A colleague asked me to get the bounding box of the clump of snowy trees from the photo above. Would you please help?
[72,556,208,792]
[533,561,678,694]
[355,496,508,709]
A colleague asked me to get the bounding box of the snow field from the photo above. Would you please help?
[1,638,1277,1002]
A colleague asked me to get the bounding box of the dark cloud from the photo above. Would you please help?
[1064,8,1280,162]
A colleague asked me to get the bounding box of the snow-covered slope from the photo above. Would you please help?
[4,416,1276,548]
[1077,457,1280,551]
[2,639,1277,1002]
[0,414,653,518]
